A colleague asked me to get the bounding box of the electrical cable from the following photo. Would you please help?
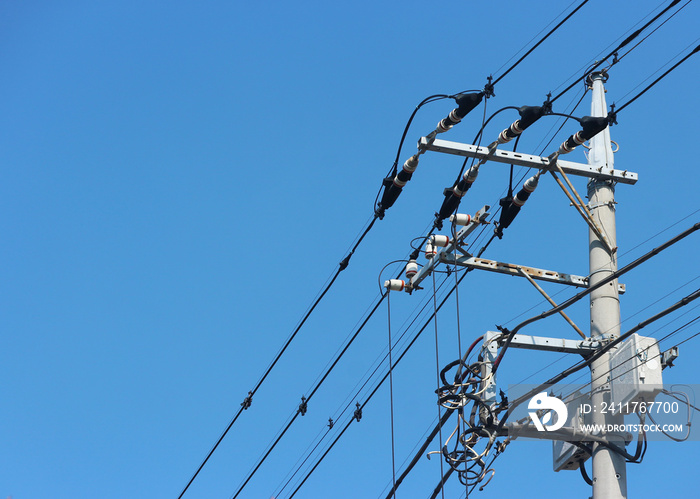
[292,234,500,498]
[613,0,694,66]
[230,265,400,498]
[178,215,379,498]
[488,0,591,90]
[387,291,397,498]
[288,270,471,498]
[275,268,452,498]
[610,42,700,119]
[431,272,446,499]
[550,0,684,104]
[498,291,700,435]
[492,221,700,374]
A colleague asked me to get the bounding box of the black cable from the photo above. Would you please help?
[489,0,591,88]
[430,467,456,499]
[498,289,700,433]
[179,216,379,497]
[431,272,447,499]
[579,459,593,485]
[230,274,393,498]
[612,42,700,117]
[387,291,397,498]
[274,268,450,498]
[290,238,499,497]
[613,0,693,65]
[550,0,683,103]
[493,221,700,374]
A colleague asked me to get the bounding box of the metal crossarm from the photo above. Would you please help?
[419,137,638,185]
[440,254,626,294]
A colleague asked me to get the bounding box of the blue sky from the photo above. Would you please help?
[1,1,699,498]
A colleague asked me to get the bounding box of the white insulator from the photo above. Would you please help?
[450,213,472,226]
[425,242,436,259]
[403,155,419,173]
[384,279,405,291]
[405,260,418,279]
[431,235,450,247]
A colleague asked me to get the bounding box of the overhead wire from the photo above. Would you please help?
[492,221,700,374]
[488,0,592,90]
[498,288,700,432]
[386,290,398,498]
[290,232,501,498]
[186,3,697,496]
[549,0,684,104]
[274,265,454,497]
[610,41,700,119]
[612,0,694,66]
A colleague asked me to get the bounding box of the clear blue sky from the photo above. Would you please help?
[1,1,699,498]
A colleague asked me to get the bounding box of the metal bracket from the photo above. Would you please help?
[419,137,638,185]
[439,254,626,294]
[406,205,490,291]
[499,333,602,355]
[661,346,679,369]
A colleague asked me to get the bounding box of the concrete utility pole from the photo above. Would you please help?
[587,71,627,499]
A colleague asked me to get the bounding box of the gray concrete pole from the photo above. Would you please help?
[587,71,627,499]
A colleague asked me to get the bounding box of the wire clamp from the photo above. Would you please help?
[328,417,334,429]
[299,396,308,416]
[542,92,553,115]
[241,391,253,410]
[607,103,618,126]
[354,402,363,422]
[483,75,495,98]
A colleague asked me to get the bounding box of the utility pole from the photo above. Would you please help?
[587,71,627,499]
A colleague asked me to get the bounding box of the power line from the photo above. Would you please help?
[610,42,700,118]
[550,0,684,103]
[178,215,377,498]
[287,234,500,497]
[489,0,591,89]
[493,221,700,373]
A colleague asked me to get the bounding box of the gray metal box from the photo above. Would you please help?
[609,333,663,413]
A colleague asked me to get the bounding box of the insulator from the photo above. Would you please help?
[405,260,418,279]
[513,175,539,207]
[431,235,450,247]
[496,175,539,238]
[377,155,420,214]
[450,213,472,226]
[435,165,480,225]
[497,105,545,144]
[384,279,405,291]
[425,242,436,259]
[557,116,608,155]
[436,92,484,133]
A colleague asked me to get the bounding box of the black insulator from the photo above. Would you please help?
[496,175,539,238]
[434,166,479,226]
[517,105,545,130]
[377,156,419,216]
[579,116,609,141]
[498,105,545,144]
[453,92,484,119]
[558,116,609,154]
[438,92,484,132]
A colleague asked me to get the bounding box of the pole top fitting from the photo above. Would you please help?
[586,69,609,87]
